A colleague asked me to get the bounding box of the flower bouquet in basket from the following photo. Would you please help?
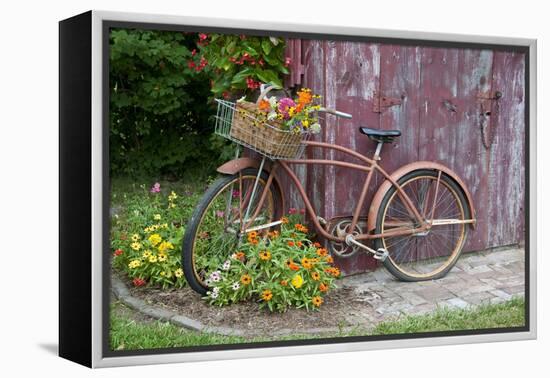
[230,85,322,159]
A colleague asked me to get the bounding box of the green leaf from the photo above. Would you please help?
[261,40,272,55]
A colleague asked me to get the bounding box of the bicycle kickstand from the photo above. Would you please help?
[345,235,389,262]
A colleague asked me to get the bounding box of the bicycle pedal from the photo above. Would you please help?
[374,248,388,261]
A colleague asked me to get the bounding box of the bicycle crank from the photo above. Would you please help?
[344,235,389,261]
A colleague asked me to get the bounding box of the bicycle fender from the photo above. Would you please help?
[367,161,476,232]
[216,157,286,213]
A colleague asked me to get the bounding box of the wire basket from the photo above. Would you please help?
[214,92,310,160]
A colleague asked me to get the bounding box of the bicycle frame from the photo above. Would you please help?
[239,139,475,243]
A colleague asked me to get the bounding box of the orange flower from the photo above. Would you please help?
[248,231,258,239]
[280,280,288,286]
[294,224,308,233]
[325,267,341,277]
[268,230,279,239]
[312,296,323,307]
[296,241,303,248]
[287,241,295,247]
[286,259,300,271]
[297,88,313,105]
[259,250,271,261]
[313,242,321,248]
[258,99,271,112]
[316,248,328,257]
[325,255,334,264]
[261,289,273,301]
[281,217,289,224]
[301,257,313,270]
[311,271,321,281]
[234,251,246,261]
[240,274,252,285]
[319,282,328,292]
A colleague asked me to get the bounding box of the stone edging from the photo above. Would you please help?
[112,275,358,338]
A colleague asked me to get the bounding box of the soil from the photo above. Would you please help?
[121,274,387,336]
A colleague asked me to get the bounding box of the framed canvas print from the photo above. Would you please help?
[59,10,537,368]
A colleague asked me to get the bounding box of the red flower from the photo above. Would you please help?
[199,33,208,41]
[113,249,123,257]
[191,49,197,56]
[188,60,196,69]
[288,208,297,215]
[246,77,260,89]
[284,57,292,66]
[133,278,146,287]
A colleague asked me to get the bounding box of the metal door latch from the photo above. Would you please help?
[373,91,402,113]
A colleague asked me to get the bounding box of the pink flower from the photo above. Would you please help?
[278,98,296,118]
[191,49,197,56]
[216,210,225,218]
[300,208,306,215]
[232,190,240,198]
[199,33,208,41]
[288,208,297,215]
[150,182,161,193]
[284,57,292,66]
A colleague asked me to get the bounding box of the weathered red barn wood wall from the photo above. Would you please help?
[283,40,525,275]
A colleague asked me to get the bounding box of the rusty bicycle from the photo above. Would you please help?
[182,86,476,295]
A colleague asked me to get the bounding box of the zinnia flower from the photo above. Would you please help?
[312,296,323,307]
[259,250,271,261]
[291,274,304,288]
[311,271,321,281]
[133,278,146,287]
[174,268,183,278]
[240,274,252,285]
[113,249,123,257]
[319,282,328,292]
[261,290,273,301]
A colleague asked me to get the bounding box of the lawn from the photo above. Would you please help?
[110,297,525,351]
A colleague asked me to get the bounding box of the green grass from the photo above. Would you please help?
[110,297,525,351]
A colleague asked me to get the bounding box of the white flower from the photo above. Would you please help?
[222,260,231,271]
[310,123,321,134]
[232,282,240,291]
[268,96,278,108]
[205,279,212,286]
[213,286,220,294]
[210,291,219,299]
[267,111,278,121]
[269,37,279,46]
[231,253,237,259]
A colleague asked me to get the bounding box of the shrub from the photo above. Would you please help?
[189,33,289,98]
[204,214,340,312]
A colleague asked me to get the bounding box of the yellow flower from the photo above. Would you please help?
[175,268,183,278]
[144,227,151,233]
[158,253,167,262]
[151,224,159,231]
[240,274,252,285]
[169,191,178,200]
[259,250,271,261]
[130,242,142,251]
[148,233,162,247]
[128,259,141,269]
[311,271,321,281]
[158,241,174,253]
[131,234,140,242]
[291,274,304,289]
[154,214,161,221]
[161,223,169,229]
[142,250,152,258]
[160,271,165,276]
[148,255,158,263]
[168,203,176,209]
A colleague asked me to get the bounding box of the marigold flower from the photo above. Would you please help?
[311,271,321,281]
[319,282,329,292]
[240,274,252,285]
[291,274,304,288]
[312,296,323,307]
[259,250,271,261]
[261,289,273,301]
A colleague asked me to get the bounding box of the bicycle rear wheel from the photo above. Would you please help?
[182,168,283,294]
[375,169,469,281]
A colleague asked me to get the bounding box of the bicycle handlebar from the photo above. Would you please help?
[319,107,353,119]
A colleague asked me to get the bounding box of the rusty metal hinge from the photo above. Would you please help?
[373,91,402,113]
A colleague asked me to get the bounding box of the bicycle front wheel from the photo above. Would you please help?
[375,169,469,281]
[182,168,283,294]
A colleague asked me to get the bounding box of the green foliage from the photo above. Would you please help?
[110,180,204,288]
[109,29,224,177]
[190,33,288,97]
[205,214,340,312]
